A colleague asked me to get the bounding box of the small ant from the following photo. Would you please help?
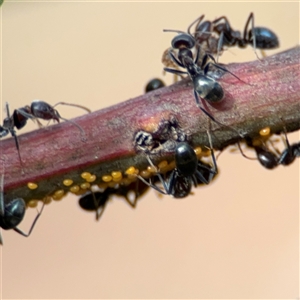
[0,100,91,165]
[0,174,45,245]
[78,180,149,220]
[137,131,218,199]
[246,133,300,169]
[163,31,245,130]
[189,13,279,61]
[145,78,165,93]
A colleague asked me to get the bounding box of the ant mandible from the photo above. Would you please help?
[0,174,45,245]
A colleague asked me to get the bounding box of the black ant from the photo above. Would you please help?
[145,78,165,93]
[246,133,300,169]
[189,13,279,61]
[163,31,246,131]
[78,180,149,220]
[0,174,45,245]
[0,100,91,165]
[137,131,218,199]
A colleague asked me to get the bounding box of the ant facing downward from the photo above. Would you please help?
[0,100,91,166]
[0,174,45,245]
[137,130,218,199]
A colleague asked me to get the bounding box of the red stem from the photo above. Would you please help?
[1,46,300,203]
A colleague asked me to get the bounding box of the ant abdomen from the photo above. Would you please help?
[193,75,224,103]
[175,142,198,177]
[249,27,279,49]
[0,198,26,230]
[255,147,278,169]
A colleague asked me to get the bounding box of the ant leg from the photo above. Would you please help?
[5,104,24,168]
[0,173,4,217]
[15,108,35,121]
[163,68,188,76]
[169,51,185,68]
[206,129,218,182]
[193,90,254,160]
[15,108,44,128]
[123,181,143,208]
[123,195,137,208]
[90,190,102,221]
[0,174,3,245]
[243,13,262,62]
[95,203,106,221]
[216,31,224,63]
[187,14,205,35]
[194,46,200,65]
[13,200,45,238]
[203,54,248,83]
[52,102,91,114]
[10,129,24,169]
[54,110,85,135]
[193,89,224,125]
[136,155,169,195]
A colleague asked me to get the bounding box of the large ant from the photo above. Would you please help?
[189,13,279,60]
[78,180,149,220]
[137,130,218,199]
[0,174,45,245]
[0,100,91,165]
[163,31,247,141]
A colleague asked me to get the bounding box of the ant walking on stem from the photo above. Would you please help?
[0,100,91,166]
[135,123,218,199]
[163,30,248,145]
[188,13,279,61]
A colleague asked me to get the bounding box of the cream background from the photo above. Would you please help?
[0,2,299,299]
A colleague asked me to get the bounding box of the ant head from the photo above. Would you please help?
[31,100,60,123]
[172,175,192,199]
[171,33,195,50]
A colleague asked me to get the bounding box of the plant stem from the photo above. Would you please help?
[1,46,299,204]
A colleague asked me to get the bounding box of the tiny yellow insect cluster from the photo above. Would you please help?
[24,145,207,208]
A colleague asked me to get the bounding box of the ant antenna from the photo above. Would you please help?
[54,110,85,135]
[52,102,91,113]
[163,29,188,35]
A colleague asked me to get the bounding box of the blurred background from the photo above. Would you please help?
[0,2,299,299]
